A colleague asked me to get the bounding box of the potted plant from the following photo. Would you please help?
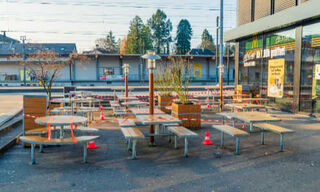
[170,57,201,129]
[155,63,175,114]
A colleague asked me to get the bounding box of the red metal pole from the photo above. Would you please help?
[220,73,223,112]
[125,75,128,97]
[149,72,154,144]
[125,75,128,107]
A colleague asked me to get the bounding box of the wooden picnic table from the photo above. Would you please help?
[129,107,164,115]
[121,101,148,108]
[50,107,99,121]
[136,114,181,126]
[216,112,281,132]
[117,96,138,101]
[225,103,266,112]
[35,115,87,138]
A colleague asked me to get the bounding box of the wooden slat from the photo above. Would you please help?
[120,127,145,139]
[118,118,137,127]
[212,125,249,137]
[168,126,198,138]
[254,123,295,134]
[20,135,99,145]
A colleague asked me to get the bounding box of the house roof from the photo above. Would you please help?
[188,48,215,56]
[0,43,77,55]
[0,34,19,43]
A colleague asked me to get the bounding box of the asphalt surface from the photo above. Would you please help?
[0,112,320,192]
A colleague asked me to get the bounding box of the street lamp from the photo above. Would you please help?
[141,51,161,146]
[122,64,130,98]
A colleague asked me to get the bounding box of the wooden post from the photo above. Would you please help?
[149,72,154,145]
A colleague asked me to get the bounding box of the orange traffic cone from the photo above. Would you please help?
[88,134,98,149]
[100,111,105,120]
[202,131,213,145]
[99,104,104,111]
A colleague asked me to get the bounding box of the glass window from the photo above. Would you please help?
[103,68,114,75]
[300,22,320,113]
[238,28,295,112]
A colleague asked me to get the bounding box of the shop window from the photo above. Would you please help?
[238,28,295,112]
[300,22,320,114]
[103,68,114,75]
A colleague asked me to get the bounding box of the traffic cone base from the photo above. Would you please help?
[202,131,213,145]
[88,134,98,149]
[100,111,105,120]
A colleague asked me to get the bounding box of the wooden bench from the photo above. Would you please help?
[254,123,295,152]
[19,135,100,164]
[211,125,249,155]
[167,126,198,157]
[120,127,145,159]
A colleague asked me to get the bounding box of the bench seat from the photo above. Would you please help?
[118,118,138,127]
[20,135,100,164]
[212,125,249,155]
[168,126,198,157]
[25,127,48,135]
[120,127,145,159]
[254,123,295,151]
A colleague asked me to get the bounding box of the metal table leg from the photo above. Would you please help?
[236,137,240,155]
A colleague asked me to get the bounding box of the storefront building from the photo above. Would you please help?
[225,0,320,114]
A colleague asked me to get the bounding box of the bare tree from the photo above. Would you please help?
[13,50,90,106]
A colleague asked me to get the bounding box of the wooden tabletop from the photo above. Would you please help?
[225,103,266,110]
[218,112,281,123]
[117,96,138,101]
[121,101,148,106]
[35,115,87,126]
[136,114,181,125]
[129,107,164,115]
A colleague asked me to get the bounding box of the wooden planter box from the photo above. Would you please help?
[158,95,175,114]
[172,103,201,129]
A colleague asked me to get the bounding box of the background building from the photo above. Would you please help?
[0,33,235,87]
[225,0,320,114]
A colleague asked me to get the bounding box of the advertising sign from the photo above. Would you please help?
[315,64,320,80]
[268,59,285,98]
[20,69,31,81]
[193,64,202,77]
[237,85,242,99]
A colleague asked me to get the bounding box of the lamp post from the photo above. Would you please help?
[141,51,161,146]
[122,64,130,99]
[219,0,224,112]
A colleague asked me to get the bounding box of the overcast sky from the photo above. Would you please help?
[0,0,237,52]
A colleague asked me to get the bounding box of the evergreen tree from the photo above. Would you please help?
[95,30,118,53]
[200,29,216,53]
[126,16,152,54]
[175,19,192,55]
[148,9,172,54]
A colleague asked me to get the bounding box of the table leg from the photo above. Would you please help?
[280,134,284,152]
[132,140,136,160]
[261,131,265,145]
[221,132,224,147]
[60,126,64,139]
[236,137,240,155]
[31,144,35,164]
[184,138,188,157]
[83,142,88,163]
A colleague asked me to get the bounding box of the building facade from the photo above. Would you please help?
[225,0,320,114]
[0,34,235,87]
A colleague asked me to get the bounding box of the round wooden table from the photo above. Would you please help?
[35,115,87,138]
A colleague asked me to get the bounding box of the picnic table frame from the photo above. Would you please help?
[35,115,87,139]
[216,112,281,132]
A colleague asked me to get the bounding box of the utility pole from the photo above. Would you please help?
[219,0,224,112]
[20,36,26,86]
[216,16,219,84]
